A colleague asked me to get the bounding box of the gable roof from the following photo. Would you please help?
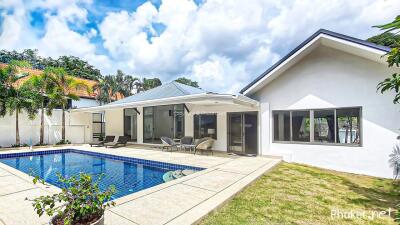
[240,29,391,95]
[108,81,206,105]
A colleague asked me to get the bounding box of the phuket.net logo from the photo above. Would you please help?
[331,208,394,220]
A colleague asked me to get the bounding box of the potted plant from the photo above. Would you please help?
[29,173,116,225]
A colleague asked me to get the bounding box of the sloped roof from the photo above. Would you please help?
[109,81,206,105]
[0,63,98,99]
[240,29,391,94]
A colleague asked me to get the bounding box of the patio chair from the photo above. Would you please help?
[194,137,214,155]
[179,136,194,152]
[104,136,129,148]
[89,135,115,147]
[160,136,179,152]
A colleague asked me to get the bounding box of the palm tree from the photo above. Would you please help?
[93,77,113,105]
[25,74,51,145]
[0,61,40,146]
[44,67,91,142]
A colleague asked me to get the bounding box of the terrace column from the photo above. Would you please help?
[137,107,144,144]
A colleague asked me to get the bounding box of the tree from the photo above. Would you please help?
[175,77,199,88]
[0,49,102,80]
[25,74,52,145]
[375,15,400,104]
[367,32,400,48]
[44,67,91,142]
[0,61,40,146]
[93,76,115,105]
[142,78,162,91]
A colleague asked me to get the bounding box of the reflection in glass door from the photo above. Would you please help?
[173,105,184,139]
[124,108,137,142]
[143,107,154,142]
[228,112,258,155]
[228,113,244,153]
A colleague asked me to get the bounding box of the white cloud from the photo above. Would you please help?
[1,0,399,93]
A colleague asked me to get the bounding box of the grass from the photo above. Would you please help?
[200,163,399,225]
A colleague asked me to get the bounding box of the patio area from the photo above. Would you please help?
[0,145,280,225]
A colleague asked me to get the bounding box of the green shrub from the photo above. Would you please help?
[56,140,71,145]
[29,173,116,225]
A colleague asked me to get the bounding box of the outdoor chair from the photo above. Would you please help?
[104,136,129,148]
[160,136,179,152]
[194,137,214,155]
[89,135,115,147]
[179,136,194,152]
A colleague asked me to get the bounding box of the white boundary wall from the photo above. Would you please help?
[0,110,92,147]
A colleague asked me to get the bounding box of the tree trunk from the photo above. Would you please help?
[62,107,65,141]
[16,109,20,146]
[40,106,44,145]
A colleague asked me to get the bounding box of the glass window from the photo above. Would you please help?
[194,114,217,139]
[336,108,361,144]
[292,111,310,142]
[273,111,290,141]
[314,110,335,143]
[272,107,361,146]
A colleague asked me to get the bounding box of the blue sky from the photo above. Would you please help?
[0,0,399,93]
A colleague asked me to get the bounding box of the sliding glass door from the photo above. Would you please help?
[143,104,185,143]
[143,107,154,143]
[228,112,258,155]
[124,108,137,142]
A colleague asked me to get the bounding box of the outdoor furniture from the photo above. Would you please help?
[160,136,179,152]
[104,136,129,148]
[179,136,194,152]
[194,137,215,155]
[89,135,115,147]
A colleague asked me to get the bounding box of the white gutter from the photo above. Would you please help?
[72,93,259,113]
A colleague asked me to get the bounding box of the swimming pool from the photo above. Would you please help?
[0,149,203,199]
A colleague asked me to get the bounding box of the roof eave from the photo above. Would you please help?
[240,29,391,95]
[72,93,259,112]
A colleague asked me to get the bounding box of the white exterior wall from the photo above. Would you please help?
[104,108,124,138]
[0,110,92,147]
[253,46,400,178]
[72,98,99,108]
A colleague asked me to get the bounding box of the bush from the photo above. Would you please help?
[56,140,71,145]
[29,173,116,225]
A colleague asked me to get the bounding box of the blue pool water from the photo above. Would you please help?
[0,149,203,199]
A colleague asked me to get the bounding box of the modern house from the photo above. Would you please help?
[74,81,260,154]
[73,29,399,178]
[241,29,399,178]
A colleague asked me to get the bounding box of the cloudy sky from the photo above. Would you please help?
[0,0,399,93]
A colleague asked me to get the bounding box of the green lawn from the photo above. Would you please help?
[200,163,399,225]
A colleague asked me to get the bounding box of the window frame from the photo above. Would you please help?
[193,113,218,140]
[272,106,362,147]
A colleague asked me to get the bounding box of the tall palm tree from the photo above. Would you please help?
[25,74,51,145]
[93,77,113,105]
[0,61,40,146]
[123,75,139,96]
[44,67,91,142]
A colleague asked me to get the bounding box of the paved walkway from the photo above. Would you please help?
[0,146,280,225]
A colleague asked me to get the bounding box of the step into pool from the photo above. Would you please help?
[0,149,203,199]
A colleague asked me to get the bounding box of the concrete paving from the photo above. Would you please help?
[0,146,281,225]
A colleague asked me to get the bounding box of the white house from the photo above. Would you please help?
[241,29,399,178]
[73,29,399,178]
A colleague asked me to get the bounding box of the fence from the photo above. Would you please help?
[0,110,91,147]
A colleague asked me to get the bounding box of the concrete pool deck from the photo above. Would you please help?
[0,146,281,225]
